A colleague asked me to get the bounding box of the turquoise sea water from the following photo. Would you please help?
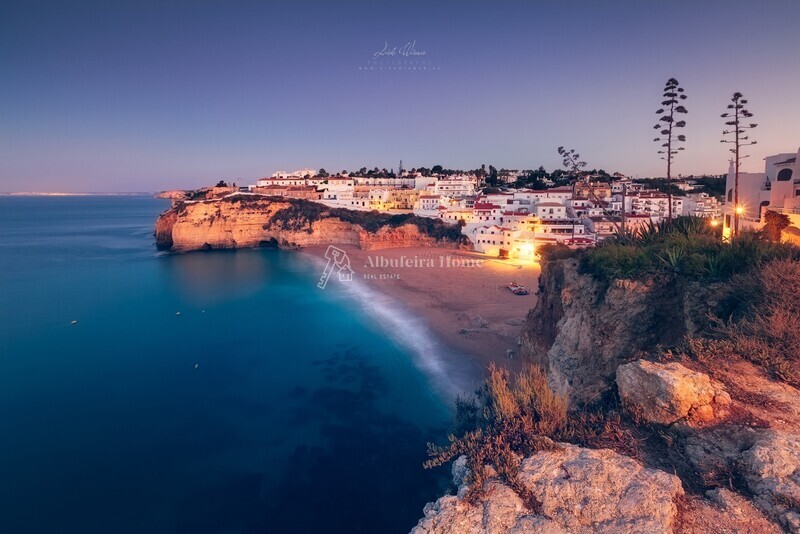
[0,196,453,533]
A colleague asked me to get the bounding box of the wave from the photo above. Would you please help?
[304,254,477,400]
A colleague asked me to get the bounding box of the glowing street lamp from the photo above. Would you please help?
[735,206,744,215]
[710,219,720,227]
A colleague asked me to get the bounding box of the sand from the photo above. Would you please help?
[302,245,539,380]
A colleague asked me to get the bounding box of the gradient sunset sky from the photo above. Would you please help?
[2,0,799,192]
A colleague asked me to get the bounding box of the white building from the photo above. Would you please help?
[320,177,355,201]
[414,194,445,216]
[536,202,568,220]
[722,149,800,240]
[683,192,721,219]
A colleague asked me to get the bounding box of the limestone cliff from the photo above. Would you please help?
[154,195,468,252]
[523,259,727,405]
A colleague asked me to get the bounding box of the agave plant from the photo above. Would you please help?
[657,245,687,272]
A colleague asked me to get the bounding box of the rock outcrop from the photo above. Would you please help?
[523,259,727,405]
[413,444,684,534]
[741,431,800,532]
[154,196,467,252]
[681,427,800,531]
[616,360,731,425]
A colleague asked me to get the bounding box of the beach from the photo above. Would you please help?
[302,245,540,376]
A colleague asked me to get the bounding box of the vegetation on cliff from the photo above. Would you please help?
[259,196,468,243]
[541,216,799,283]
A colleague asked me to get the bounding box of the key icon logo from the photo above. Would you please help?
[318,245,354,289]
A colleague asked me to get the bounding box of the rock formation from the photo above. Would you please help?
[154,196,467,252]
[413,445,684,534]
[523,259,727,405]
[616,360,731,425]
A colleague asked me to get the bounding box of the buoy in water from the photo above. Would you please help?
[176,312,181,316]
[194,363,199,369]
[70,320,78,325]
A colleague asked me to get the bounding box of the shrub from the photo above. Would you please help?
[581,242,652,280]
[763,210,790,242]
[580,217,799,283]
[722,259,800,386]
[425,363,567,506]
[537,243,577,262]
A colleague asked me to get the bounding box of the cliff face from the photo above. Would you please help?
[154,196,467,252]
[523,259,727,405]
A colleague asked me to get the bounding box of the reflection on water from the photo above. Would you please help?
[161,249,280,304]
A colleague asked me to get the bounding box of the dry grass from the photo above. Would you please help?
[425,363,567,507]
[722,259,800,386]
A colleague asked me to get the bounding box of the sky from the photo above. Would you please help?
[1,0,799,192]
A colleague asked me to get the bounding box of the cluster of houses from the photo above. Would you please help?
[428,184,722,259]
[199,148,800,259]
[239,168,728,259]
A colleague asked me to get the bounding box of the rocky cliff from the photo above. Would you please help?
[417,254,800,533]
[154,196,468,252]
[523,258,728,405]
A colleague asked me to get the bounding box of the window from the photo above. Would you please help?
[777,169,793,182]
[727,189,733,202]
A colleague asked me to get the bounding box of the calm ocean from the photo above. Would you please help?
[0,196,452,533]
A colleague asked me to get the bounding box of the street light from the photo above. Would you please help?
[735,206,744,215]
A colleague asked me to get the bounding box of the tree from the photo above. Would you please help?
[487,165,498,187]
[721,92,757,237]
[431,164,443,174]
[557,146,586,180]
[318,168,329,178]
[763,210,789,242]
[215,180,228,187]
[559,146,621,233]
[653,78,688,221]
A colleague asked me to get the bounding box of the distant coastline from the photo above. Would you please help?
[0,192,155,197]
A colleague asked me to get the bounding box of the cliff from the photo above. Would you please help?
[523,258,728,405]
[154,195,468,252]
[417,251,800,533]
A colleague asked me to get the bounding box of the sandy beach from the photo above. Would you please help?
[302,245,539,378]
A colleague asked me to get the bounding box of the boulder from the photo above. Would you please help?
[412,444,684,534]
[616,360,730,425]
[740,431,800,532]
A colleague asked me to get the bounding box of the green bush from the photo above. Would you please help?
[581,242,652,280]
[580,216,799,283]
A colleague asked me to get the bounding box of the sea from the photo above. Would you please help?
[0,195,459,533]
